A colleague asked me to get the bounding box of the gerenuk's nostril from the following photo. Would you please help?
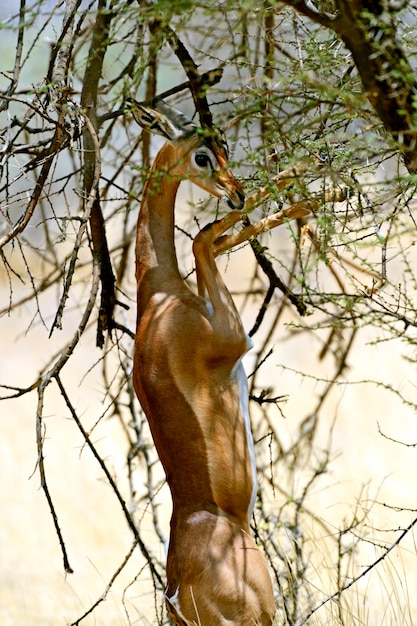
[236,190,245,210]
[226,192,245,210]
[226,196,236,210]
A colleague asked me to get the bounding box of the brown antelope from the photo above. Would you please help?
[131,99,275,626]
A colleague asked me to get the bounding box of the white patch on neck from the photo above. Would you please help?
[165,587,190,625]
[205,298,214,317]
[232,334,257,519]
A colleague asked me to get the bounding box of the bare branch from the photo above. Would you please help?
[35,380,74,574]
[55,376,164,589]
[49,115,101,336]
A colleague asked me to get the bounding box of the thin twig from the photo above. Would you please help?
[55,376,164,589]
[35,379,74,574]
[302,515,417,622]
[70,539,139,625]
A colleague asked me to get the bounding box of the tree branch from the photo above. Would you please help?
[80,0,118,347]
[281,0,417,172]
[278,0,334,28]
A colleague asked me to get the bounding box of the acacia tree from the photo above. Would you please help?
[1,1,416,624]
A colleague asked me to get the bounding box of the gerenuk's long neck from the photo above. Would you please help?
[135,142,183,309]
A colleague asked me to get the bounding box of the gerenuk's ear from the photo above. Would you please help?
[130,98,197,141]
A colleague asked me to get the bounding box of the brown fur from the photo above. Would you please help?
[133,127,275,625]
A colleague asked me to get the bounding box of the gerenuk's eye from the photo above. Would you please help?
[194,153,212,168]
